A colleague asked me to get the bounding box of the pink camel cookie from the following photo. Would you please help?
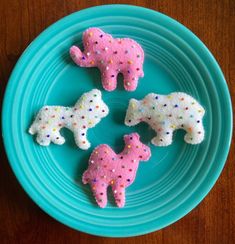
[82,133,151,208]
[70,27,144,91]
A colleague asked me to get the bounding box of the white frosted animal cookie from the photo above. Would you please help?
[29,89,109,150]
[125,92,205,146]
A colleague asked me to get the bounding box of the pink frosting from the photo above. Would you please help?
[70,27,144,91]
[82,133,151,208]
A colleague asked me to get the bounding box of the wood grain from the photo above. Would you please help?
[0,0,234,243]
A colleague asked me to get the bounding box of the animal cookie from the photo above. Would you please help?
[125,92,205,146]
[70,27,144,91]
[29,89,109,150]
[82,133,151,208]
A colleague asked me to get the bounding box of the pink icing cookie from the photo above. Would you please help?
[70,27,144,91]
[82,133,151,208]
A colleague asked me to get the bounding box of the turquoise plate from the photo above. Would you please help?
[2,5,233,237]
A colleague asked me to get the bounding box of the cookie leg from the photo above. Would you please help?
[74,129,91,150]
[151,129,174,146]
[51,131,65,145]
[123,73,138,91]
[101,70,117,91]
[184,124,205,144]
[90,182,108,208]
[36,133,51,146]
[112,184,126,208]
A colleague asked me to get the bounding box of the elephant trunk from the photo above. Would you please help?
[70,45,95,67]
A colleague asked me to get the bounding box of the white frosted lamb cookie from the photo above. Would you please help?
[29,89,109,150]
[125,92,205,146]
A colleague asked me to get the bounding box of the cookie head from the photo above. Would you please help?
[98,99,109,119]
[88,89,109,118]
[83,28,105,45]
[124,133,151,161]
[125,99,142,126]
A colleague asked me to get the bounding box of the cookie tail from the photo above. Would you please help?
[28,124,36,135]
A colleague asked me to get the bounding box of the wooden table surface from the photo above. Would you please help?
[0,0,234,243]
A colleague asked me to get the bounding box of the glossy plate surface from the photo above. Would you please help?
[2,5,232,237]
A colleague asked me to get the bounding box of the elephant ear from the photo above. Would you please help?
[83,27,106,45]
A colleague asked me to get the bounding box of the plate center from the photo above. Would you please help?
[47,54,184,192]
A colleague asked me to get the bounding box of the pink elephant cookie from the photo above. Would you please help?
[82,133,151,208]
[70,28,144,91]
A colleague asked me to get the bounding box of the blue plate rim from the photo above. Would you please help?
[1,4,233,237]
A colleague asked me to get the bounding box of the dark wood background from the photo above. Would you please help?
[0,0,234,243]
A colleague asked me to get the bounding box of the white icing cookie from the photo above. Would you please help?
[125,92,205,146]
[29,89,109,150]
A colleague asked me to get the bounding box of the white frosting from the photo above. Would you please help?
[125,92,205,146]
[29,89,109,150]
